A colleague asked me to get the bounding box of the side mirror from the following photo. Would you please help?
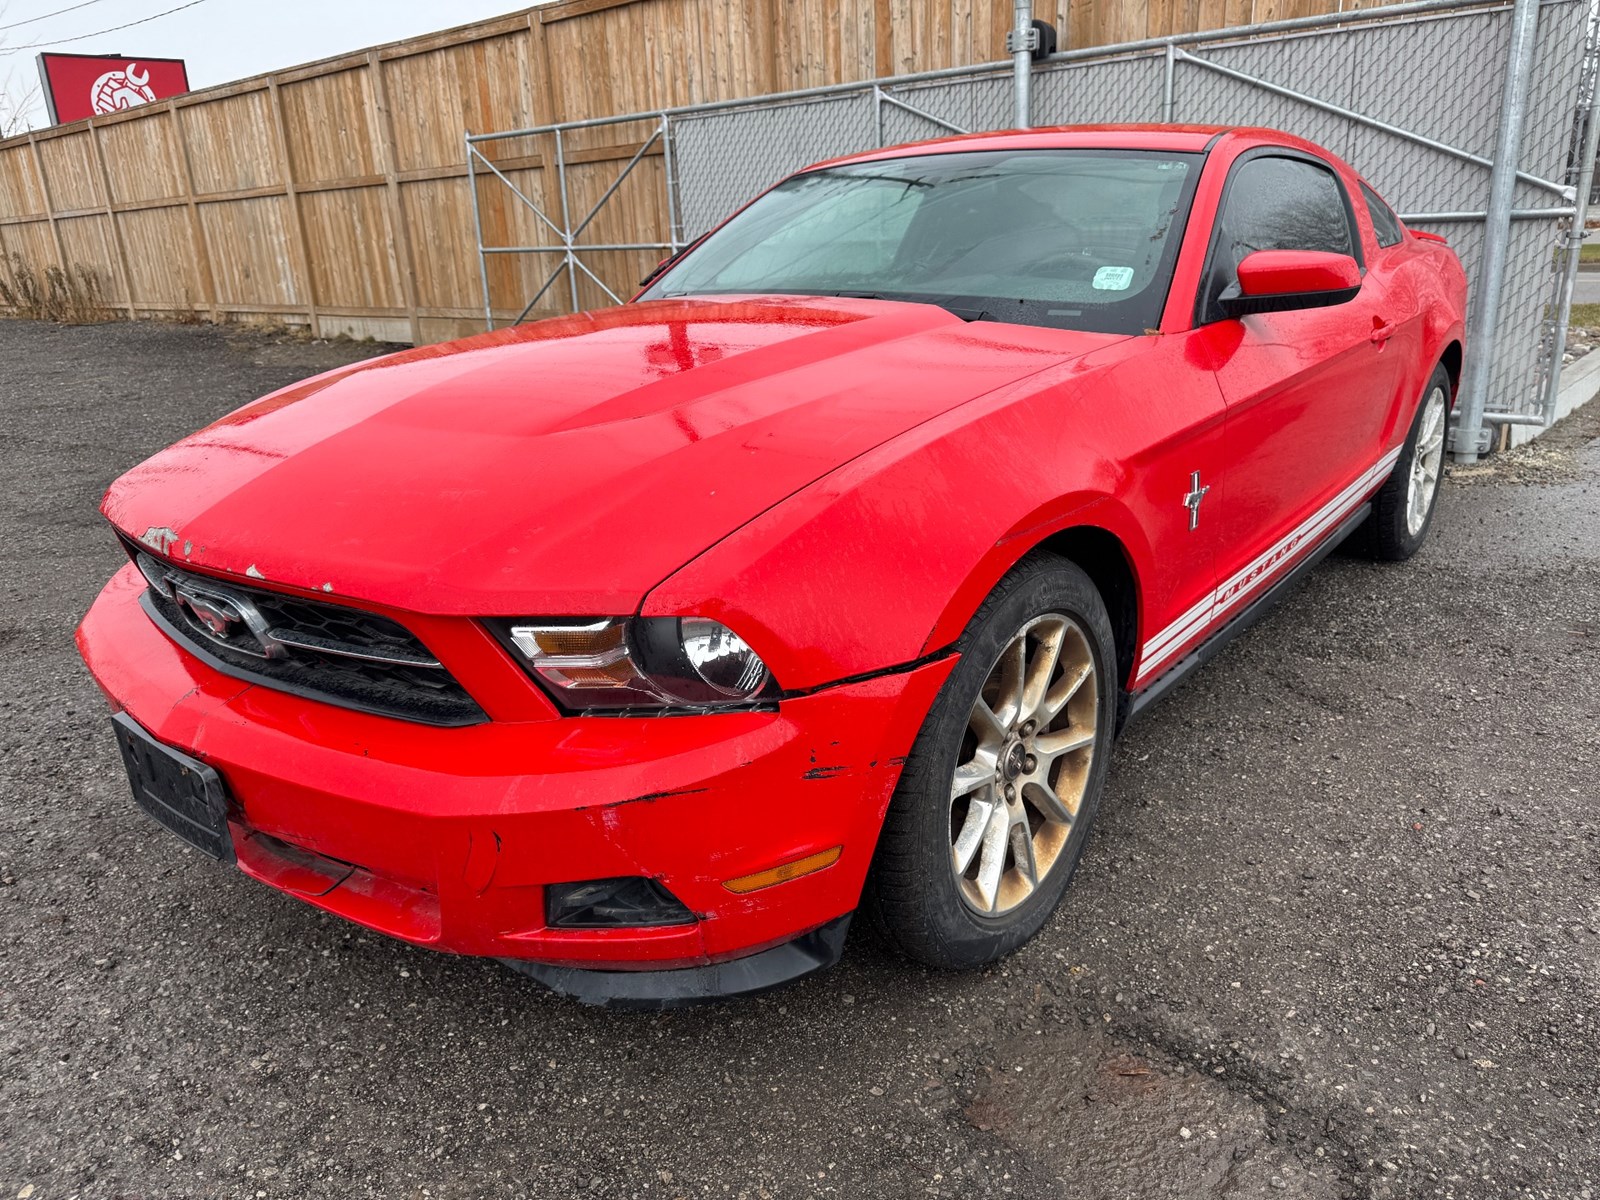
[1217,250,1361,318]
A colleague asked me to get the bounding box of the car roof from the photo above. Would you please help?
[806,124,1332,172]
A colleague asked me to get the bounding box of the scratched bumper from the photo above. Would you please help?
[77,565,953,973]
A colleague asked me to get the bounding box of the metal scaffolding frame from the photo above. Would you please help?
[466,115,678,326]
[465,82,978,333]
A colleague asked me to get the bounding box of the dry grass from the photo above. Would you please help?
[0,254,116,324]
[1567,302,1600,328]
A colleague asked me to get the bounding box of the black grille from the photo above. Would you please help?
[130,550,486,727]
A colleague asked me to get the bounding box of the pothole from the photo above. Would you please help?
[962,1027,1347,1199]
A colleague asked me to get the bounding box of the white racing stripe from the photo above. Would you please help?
[1135,446,1403,684]
[1141,591,1216,660]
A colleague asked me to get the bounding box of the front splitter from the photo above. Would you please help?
[500,913,853,1009]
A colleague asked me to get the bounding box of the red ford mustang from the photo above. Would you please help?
[78,125,1466,1006]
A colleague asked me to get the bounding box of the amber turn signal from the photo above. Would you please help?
[722,846,842,894]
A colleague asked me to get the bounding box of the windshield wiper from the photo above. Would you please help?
[832,290,990,322]
[638,234,712,289]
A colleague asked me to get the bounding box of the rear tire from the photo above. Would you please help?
[866,553,1117,970]
[1354,363,1451,561]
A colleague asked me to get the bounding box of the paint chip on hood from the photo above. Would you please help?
[139,526,179,555]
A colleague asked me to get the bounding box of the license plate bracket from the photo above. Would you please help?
[110,712,235,863]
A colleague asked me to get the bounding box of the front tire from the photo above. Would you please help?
[866,554,1117,970]
[1355,363,1451,561]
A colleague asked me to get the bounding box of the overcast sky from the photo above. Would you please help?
[0,0,534,133]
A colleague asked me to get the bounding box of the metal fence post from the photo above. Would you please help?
[467,136,493,331]
[1541,49,1600,424]
[660,114,683,253]
[553,127,579,312]
[1453,0,1542,462]
[1010,0,1034,128]
[1162,42,1177,122]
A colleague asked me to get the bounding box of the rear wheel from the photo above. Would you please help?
[1355,363,1450,560]
[866,554,1116,969]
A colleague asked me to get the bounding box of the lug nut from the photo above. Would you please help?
[1005,784,1016,800]
[1021,720,1036,736]
[1024,755,1037,773]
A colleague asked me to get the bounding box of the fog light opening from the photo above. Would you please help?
[722,846,843,895]
[544,876,696,929]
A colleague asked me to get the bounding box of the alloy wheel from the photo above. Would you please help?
[948,613,1099,916]
[1407,384,1447,537]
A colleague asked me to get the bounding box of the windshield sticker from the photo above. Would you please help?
[1093,266,1135,291]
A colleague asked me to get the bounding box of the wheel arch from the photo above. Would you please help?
[921,506,1148,699]
[1034,525,1141,699]
[1438,339,1463,404]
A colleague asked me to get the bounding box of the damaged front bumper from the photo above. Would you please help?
[77,566,953,1006]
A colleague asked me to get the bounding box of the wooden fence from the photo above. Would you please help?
[0,0,1351,344]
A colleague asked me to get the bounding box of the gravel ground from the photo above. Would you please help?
[2,319,1597,1200]
[1562,325,1598,366]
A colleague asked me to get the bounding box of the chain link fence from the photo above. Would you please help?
[471,0,1599,452]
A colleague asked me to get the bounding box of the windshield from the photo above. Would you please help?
[644,149,1203,334]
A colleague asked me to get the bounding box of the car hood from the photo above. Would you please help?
[104,295,1123,615]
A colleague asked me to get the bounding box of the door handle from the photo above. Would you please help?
[1371,319,1398,344]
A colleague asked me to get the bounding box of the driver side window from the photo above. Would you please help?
[1199,155,1356,324]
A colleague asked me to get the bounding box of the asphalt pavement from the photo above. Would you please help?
[1572,266,1600,306]
[2,319,1597,1200]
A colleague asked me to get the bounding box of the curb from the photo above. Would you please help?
[1507,347,1600,449]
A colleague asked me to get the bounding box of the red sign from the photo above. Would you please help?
[37,53,190,125]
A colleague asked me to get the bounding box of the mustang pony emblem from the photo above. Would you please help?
[170,582,280,659]
[1183,471,1211,531]
[177,590,240,639]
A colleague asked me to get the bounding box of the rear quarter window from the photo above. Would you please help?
[1361,182,1404,248]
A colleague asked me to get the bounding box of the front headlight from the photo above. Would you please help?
[488,617,774,711]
